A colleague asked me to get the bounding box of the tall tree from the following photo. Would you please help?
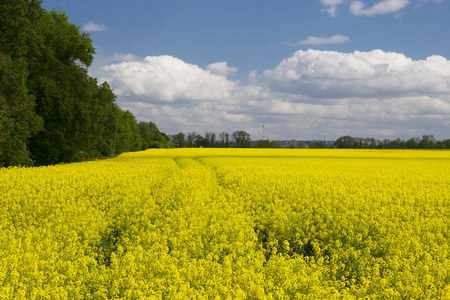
[172,132,185,148]
[186,132,196,148]
[334,136,355,148]
[419,135,436,149]
[0,0,44,166]
[255,140,281,148]
[26,9,107,164]
[219,131,230,148]
[0,54,43,166]
[205,132,216,148]
[1,2,169,166]
[114,110,143,154]
[232,131,251,148]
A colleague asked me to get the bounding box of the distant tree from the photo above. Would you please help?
[114,110,143,154]
[443,139,450,149]
[388,138,406,149]
[419,134,436,149]
[186,132,196,147]
[311,141,328,148]
[363,138,380,149]
[219,131,230,148]
[172,132,185,148]
[194,135,208,148]
[139,121,167,149]
[435,140,446,149]
[334,136,355,148]
[232,131,251,148]
[205,132,216,148]
[406,138,419,149]
[255,140,281,148]
[332,134,448,150]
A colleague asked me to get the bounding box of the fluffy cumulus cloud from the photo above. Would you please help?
[206,61,238,77]
[350,0,410,16]
[98,55,237,102]
[82,21,107,32]
[97,51,450,140]
[263,49,450,98]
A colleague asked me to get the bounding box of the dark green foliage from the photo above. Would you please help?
[309,141,328,149]
[0,3,169,166]
[0,0,44,166]
[335,135,449,149]
[194,134,208,148]
[219,131,230,148]
[254,140,281,148]
[0,0,43,58]
[171,132,185,148]
[406,138,419,149]
[232,130,251,148]
[138,121,172,149]
[0,54,43,166]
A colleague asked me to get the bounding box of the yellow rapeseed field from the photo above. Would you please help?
[0,149,449,299]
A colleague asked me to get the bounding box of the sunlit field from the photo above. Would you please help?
[1,149,449,299]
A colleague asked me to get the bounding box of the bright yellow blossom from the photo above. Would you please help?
[0,149,449,298]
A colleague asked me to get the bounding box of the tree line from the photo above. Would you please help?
[169,131,283,148]
[169,132,450,150]
[334,135,450,149]
[0,1,171,167]
[170,131,251,148]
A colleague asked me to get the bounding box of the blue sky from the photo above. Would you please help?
[41,0,450,140]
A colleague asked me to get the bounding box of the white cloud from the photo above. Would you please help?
[290,34,350,46]
[112,53,143,62]
[206,61,238,77]
[350,0,410,16]
[318,0,344,16]
[82,21,107,32]
[263,49,450,98]
[248,70,259,85]
[95,52,450,140]
[98,55,237,102]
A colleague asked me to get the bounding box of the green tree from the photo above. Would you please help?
[0,0,44,166]
[186,132,196,147]
[406,138,419,149]
[232,131,251,148]
[26,9,98,164]
[172,132,185,148]
[419,134,436,149]
[193,134,208,148]
[139,121,162,149]
[0,0,43,59]
[115,110,143,154]
[219,131,230,148]
[0,54,43,166]
[443,139,450,149]
[310,141,328,148]
[334,136,355,148]
[92,82,121,156]
[205,132,216,148]
[255,140,281,148]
